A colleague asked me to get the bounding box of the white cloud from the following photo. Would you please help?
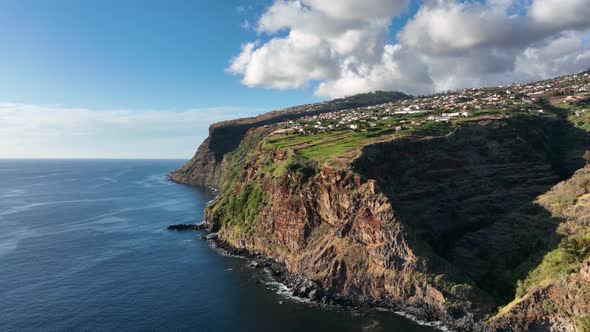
[0,103,257,159]
[398,0,590,91]
[227,42,258,75]
[530,0,590,32]
[515,32,590,80]
[228,0,416,96]
[315,44,434,98]
[300,0,409,20]
[398,0,529,54]
[228,0,590,97]
[228,31,340,90]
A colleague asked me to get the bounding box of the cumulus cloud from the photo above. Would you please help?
[400,0,519,54]
[530,0,590,32]
[0,103,256,158]
[399,0,590,90]
[228,32,340,90]
[228,0,590,97]
[299,0,409,20]
[227,0,416,96]
[515,32,590,80]
[315,44,434,98]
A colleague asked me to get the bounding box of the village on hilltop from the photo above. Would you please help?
[271,71,590,137]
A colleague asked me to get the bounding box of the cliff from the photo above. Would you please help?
[172,75,590,330]
[491,165,590,331]
[170,91,410,187]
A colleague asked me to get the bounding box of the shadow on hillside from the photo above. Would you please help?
[353,113,588,306]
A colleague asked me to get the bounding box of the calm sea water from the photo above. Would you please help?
[0,159,437,331]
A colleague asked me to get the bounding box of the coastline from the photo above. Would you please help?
[165,70,590,332]
[206,234,487,332]
[168,173,488,332]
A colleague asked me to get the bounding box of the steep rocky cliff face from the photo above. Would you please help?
[490,165,590,331]
[174,113,590,330]
[353,117,585,303]
[203,128,495,328]
[492,272,590,332]
[170,135,221,187]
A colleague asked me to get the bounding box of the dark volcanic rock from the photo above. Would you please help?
[167,223,208,231]
[206,233,219,241]
[208,232,491,332]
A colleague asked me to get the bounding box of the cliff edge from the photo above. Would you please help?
[170,91,410,187]
[172,73,590,331]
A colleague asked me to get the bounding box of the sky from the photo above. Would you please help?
[1,0,589,158]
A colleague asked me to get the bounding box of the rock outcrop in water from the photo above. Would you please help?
[172,80,590,331]
[167,224,208,231]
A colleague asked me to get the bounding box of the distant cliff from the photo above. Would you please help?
[172,82,590,330]
[169,91,410,187]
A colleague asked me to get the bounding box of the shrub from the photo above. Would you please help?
[577,316,590,332]
[516,231,590,297]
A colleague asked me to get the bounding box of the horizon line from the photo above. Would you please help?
[0,157,191,160]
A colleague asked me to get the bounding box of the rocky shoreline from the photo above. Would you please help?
[206,233,490,332]
[166,174,491,331]
[168,174,488,331]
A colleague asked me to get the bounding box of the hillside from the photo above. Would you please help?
[170,91,410,187]
[172,72,590,331]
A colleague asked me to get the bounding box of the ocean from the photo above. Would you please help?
[0,159,437,331]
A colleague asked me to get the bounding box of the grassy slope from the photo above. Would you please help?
[516,231,590,297]
[267,120,454,164]
[495,100,590,321]
[266,107,541,166]
[267,129,394,163]
[527,102,590,286]
[206,129,271,234]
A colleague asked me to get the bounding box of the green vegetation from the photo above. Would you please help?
[270,102,576,166]
[222,128,271,186]
[207,125,322,233]
[410,121,453,136]
[209,181,266,235]
[206,128,271,233]
[570,112,590,132]
[516,231,590,297]
[268,130,383,163]
[577,316,590,332]
[269,106,565,166]
[335,91,410,108]
[539,182,590,220]
[185,72,590,330]
[286,159,317,182]
[295,133,376,161]
[267,120,457,163]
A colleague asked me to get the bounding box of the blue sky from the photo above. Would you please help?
[0,0,317,111]
[1,0,589,158]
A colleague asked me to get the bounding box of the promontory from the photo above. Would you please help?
[172,72,590,331]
